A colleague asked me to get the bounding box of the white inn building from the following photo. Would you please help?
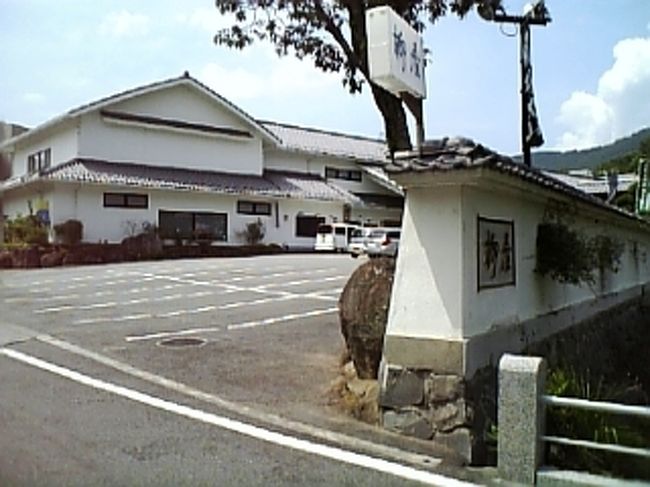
[0,73,403,248]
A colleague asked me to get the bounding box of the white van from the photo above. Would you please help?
[347,227,373,258]
[314,223,358,252]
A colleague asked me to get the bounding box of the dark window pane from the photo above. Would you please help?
[255,202,271,215]
[297,216,324,237]
[126,194,148,208]
[159,211,193,239]
[104,193,126,207]
[237,201,254,214]
[238,200,271,215]
[195,213,227,241]
[325,167,337,179]
[335,227,346,235]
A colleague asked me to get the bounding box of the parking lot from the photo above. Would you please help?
[1,254,363,418]
[0,254,477,485]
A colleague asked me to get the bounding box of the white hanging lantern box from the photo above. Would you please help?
[366,6,427,99]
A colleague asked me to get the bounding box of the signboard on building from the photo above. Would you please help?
[366,6,426,99]
[636,159,650,214]
[478,216,515,290]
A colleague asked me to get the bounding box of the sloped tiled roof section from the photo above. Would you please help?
[386,137,645,223]
[264,170,361,203]
[260,121,389,164]
[43,159,360,203]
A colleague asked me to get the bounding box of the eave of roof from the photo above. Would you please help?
[387,137,647,225]
[6,158,361,204]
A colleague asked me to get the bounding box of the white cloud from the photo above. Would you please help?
[556,36,650,150]
[23,92,45,104]
[177,7,234,33]
[197,47,340,102]
[99,11,150,38]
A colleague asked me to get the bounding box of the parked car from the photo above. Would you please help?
[347,227,373,258]
[314,223,358,252]
[365,228,401,258]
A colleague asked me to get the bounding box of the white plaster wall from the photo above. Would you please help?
[387,171,650,345]
[78,112,264,175]
[264,198,344,248]
[44,183,345,247]
[461,185,650,338]
[10,124,79,178]
[349,206,402,226]
[386,186,464,339]
[2,191,37,219]
[111,85,248,129]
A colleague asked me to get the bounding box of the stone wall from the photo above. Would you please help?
[379,290,650,464]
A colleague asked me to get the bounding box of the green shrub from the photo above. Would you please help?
[53,219,83,245]
[536,223,624,286]
[4,214,48,246]
[536,223,595,285]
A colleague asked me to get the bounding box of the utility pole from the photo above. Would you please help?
[479,1,550,167]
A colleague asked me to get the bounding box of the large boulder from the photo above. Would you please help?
[338,257,395,379]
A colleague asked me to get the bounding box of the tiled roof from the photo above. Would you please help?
[42,159,361,203]
[387,137,645,223]
[260,121,389,163]
[543,171,637,195]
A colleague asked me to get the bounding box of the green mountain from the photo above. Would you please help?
[514,127,650,171]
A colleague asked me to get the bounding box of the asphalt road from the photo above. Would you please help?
[0,254,483,486]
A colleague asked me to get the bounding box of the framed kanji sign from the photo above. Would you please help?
[478,216,515,290]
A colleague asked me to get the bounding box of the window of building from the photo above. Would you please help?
[296,215,325,238]
[27,148,51,174]
[237,200,272,216]
[325,166,362,182]
[103,192,149,209]
[159,210,228,242]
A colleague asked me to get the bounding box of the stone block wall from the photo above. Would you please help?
[379,366,474,459]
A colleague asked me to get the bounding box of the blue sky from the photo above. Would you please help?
[1,1,649,155]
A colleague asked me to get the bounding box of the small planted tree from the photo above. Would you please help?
[238,218,265,245]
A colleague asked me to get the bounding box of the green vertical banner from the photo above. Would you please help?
[636,159,650,214]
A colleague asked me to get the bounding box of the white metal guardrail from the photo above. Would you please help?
[497,354,650,485]
[541,394,650,460]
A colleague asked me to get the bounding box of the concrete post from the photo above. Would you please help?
[498,354,546,485]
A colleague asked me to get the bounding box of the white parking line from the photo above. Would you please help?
[259,275,346,289]
[35,291,209,315]
[0,348,472,486]
[75,313,152,325]
[35,301,117,314]
[36,335,442,470]
[228,307,338,331]
[125,306,339,342]
[5,284,185,304]
[71,294,299,324]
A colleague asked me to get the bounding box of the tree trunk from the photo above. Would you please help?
[370,84,412,153]
[344,2,413,154]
